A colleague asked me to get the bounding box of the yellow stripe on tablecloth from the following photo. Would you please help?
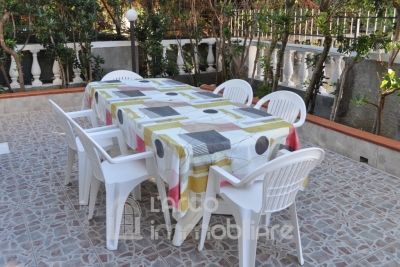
[192,101,232,109]
[144,121,183,149]
[218,109,243,119]
[157,134,187,158]
[179,175,208,212]
[242,120,291,133]
[146,79,163,86]
[159,87,194,92]
[123,108,141,119]
[302,176,309,189]
[111,99,150,119]
[179,92,196,100]
[192,158,232,174]
[90,85,120,97]
[99,91,112,98]
[155,117,188,124]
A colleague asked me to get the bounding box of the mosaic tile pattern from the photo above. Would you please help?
[0,108,400,266]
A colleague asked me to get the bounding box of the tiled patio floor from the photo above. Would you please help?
[1,109,400,267]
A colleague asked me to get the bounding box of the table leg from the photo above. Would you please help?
[172,207,204,246]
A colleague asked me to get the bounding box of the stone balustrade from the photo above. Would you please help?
[247,40,347,97]
[6,39,396,94]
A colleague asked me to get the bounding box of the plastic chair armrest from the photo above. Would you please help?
[67,110,98,127]
[209,166,242,187]
[84,125,117,133]
[106,151,155,164]
[87,128,128,155]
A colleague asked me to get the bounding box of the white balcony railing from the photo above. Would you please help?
[5,38,397,94]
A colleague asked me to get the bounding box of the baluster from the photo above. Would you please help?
[319,61,327,93]
[282,50,295,87]
[194,44,199,73]
[177,45,185,75]
[307,53,313,81]
[52,59,62,85]
[331,55,343,91]
[30,49,42,86]
[217,54,223,72]
[9,56,19,88]
[255,48,264,80]
[206,42,216,72]
[73,50,83,83]
[271,48,278,75]
[296,51,309,89]
[162,45,167,59]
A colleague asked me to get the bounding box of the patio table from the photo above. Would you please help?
[82,78,300,246]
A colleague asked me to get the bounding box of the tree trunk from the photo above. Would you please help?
[330,61,356,121]
[0,63,11,91]
[272,30,290,92]
[375,94,386,135]
[304,36,332,108]
[0,12,25,92]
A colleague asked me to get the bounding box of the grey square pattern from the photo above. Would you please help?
[139,106,180,118]
[179,130,231,156]
[236,107,273,118]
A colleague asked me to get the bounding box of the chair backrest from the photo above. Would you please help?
[213,79,253,106]
[234,148,324,213]
[254,91,306,128]
[68,117,106,182]
[48,100,77,150]
[101,70,143,81]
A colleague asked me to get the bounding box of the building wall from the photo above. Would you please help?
[339,59,400,141]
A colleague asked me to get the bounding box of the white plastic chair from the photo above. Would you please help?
[213,79,253,106]
[69,118,171,250]
[49,100,119,205]
[198,147,325,267]
[101,70,143,81]
[254,90,306,128]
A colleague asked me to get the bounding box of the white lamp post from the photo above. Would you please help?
[126,9,138,72]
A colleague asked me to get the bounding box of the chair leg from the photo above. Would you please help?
[154,175,171,238]
[105,182,136,250]
[198,187,217,251]
[65,147,76,185]
[260,213,271,226]
[131,185,141,201]
[234,210,260,267]
[88,176,101,220]
[78,150,91,205]
[289,202,304,265]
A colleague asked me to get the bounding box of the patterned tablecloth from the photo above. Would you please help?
[82,78,300,220]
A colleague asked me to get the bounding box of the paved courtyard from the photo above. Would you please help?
[1,109,400,267]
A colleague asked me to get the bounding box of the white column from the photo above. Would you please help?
[319,61,327,93]
[194,45,199,73]
[9,56,19,88]
[177,45,185,75]
[296,51,309,89]
[248,45,258,78]
[255,48,264,80]
[217,54,222,72]
[206,42,216,72]
[162,45,167,59]
[282,50,295,87]
[331,55,343,89]
[271,48,278,74]
[30,49,43,86]
[73,50,83,83]
[307,53,314,81]
[52,59,62,85]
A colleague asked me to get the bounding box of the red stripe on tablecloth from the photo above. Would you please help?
[286,127,301,151]
[106,109,112,125]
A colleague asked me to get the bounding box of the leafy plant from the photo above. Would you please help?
[136,7,178,78]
